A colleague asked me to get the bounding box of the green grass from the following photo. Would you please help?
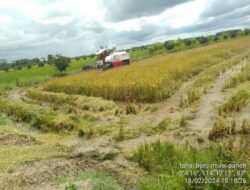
[67,57,95,72]
[0,57,95,87]
[0,117,7,125]
[131,140,249,190]
[52,170,123,190]
[0,64,55,87]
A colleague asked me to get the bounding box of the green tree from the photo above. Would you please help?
[3,67,9,72]
[75,56,80,61]
[164,41,175,50]
[183,38,200,48]
[243,29,250,35]
[222,32,230,39]
[32,58,40,64]
[38,62,45,67]
[53,54,70,75]
[214,35,223,42]
[172,38,186,51]
[206,35,214,43]
[148,45,155,55]
[196,36,208,44]
[47,54,54,64]
[148,43,165,55]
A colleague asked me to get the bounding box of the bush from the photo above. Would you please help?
[164,41,175,50]
[65,182,77,190]
[38,62,45,67]
[3,67,9,72]
[222,32,231,39]
[131,140,249,189]
[147,43,165,55]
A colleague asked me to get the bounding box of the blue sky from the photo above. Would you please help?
[0,0,249,60]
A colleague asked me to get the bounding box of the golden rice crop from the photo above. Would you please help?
[44,36,250,102]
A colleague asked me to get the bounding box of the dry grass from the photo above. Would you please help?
[26,90,117,112]
[218,90,249,116]
[223,59,250,89]
[179,50,250,108]
[0,125,71,170]
[241,119,250,134]
[209,117,250,140]
[0,144,69,170]
[178,50,249,108]
[208,117,235,140]
[44,37,250,102]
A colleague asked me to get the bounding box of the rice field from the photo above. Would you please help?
[1,36,250,190]
[44,36,250,102]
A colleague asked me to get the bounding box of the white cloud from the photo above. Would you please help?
[0,15,13,24]
[0,0,45,21]
[0,0,249,60]
[41,16,74,25]
[163,0,207,28]
[106,19,143,32]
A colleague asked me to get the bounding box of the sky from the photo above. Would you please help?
[0,0,250,60]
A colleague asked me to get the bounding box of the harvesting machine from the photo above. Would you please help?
[95,47,130,70]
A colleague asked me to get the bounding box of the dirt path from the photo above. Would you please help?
[120,60,247,151]
[125,79,194,129]
[189,60,247,140]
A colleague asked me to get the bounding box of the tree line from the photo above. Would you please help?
[128,28,250,58]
